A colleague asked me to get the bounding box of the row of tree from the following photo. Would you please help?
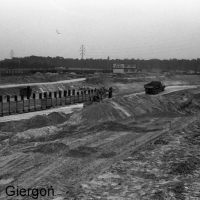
[0,56,200,72]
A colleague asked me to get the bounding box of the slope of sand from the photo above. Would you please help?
[0,88,200,199]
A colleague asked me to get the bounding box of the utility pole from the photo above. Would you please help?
[10,49,14,59]
[107,56,110,73]
[79,45,85,59]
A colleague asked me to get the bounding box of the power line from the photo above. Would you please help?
[10,49,14,59]
[79,45,85,59]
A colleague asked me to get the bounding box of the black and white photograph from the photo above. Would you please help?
[0,0,200,199]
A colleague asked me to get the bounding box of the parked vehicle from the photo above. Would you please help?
[144,81,165,95]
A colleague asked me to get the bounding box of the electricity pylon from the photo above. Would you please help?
[79,45,85,59]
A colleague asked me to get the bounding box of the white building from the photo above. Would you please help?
[113,64,137,73]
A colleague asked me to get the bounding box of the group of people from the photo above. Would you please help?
[93,87,113,102]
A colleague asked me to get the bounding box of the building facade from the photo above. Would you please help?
[113,64,137,73]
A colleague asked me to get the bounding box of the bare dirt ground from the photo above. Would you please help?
[0,73,82,85]
[0,73,200,200]
[0,78,86,88]
[0,104,83,122]
[81,115,200,200]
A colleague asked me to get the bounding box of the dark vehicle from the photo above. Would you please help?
[144,81,165,94]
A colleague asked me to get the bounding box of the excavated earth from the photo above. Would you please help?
[0,73,76,85]
[1,74,200,97]
[80,118,200,200]
[0,85,200,199]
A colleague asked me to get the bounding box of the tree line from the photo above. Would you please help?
[0,56,200,72]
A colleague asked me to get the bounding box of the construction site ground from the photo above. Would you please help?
[0,73,200,200]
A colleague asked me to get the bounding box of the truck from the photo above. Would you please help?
[144,81,165,95]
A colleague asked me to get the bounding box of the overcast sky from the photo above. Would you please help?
[1,0,200,60]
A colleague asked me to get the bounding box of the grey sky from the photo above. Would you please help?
[1,0,200,60]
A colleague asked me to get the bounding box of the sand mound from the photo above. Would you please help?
[0,112,69,134]
[67,101,120,125]
[22,115,50,129]
[47,112,70,124]
[67,90,200,125]
[10,126,61,144]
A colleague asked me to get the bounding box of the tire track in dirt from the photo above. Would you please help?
[0,78,86,88]
[1,115,195,200]
[1,88,200,199]
[58,115,198,199]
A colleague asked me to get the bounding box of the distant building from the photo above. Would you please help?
[113,64,137,73]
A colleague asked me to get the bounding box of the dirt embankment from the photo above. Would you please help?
[0,112,70,143]
[67,89,200,125]
[1,88,200,199]
[0,82,84,96]
[86,74,200,97]
[0,74,200,96]
[0,88,198,147]
[113,74,200,85]
[164,75,200,86]
[0,88,200,145]
[0,73,75,85]
[80,117,200,200]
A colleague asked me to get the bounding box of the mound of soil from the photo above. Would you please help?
[68,101,120,125]
[47,112,70,124]
[0,112,69,134]
[22,115,50,129]
[9,126,61,145]
[68,90,200,125]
